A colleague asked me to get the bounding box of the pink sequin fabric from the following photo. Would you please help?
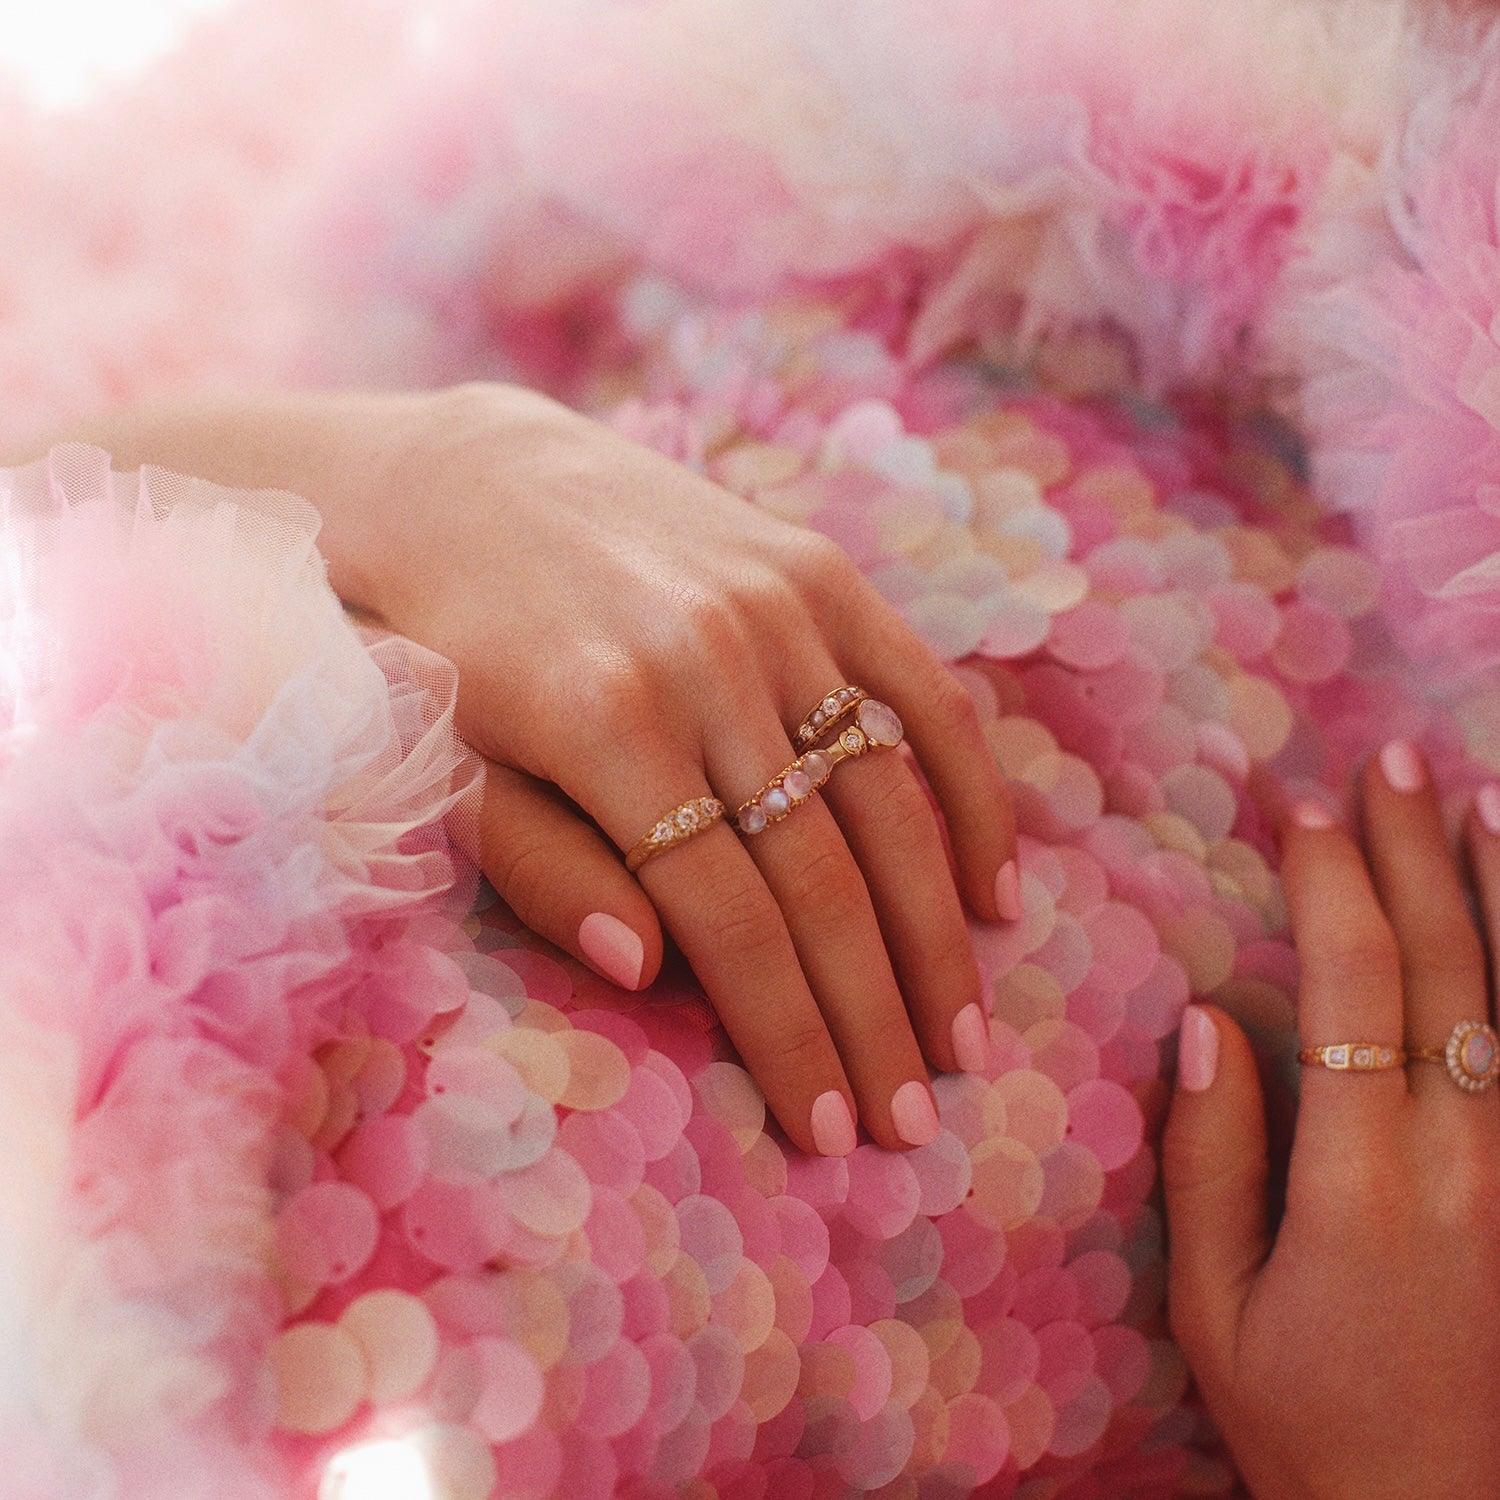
[3,4,1500,1499]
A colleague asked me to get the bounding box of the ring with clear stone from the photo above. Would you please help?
[625,796,726,873]
[1408,1020,1500,1093]
[792,685,868,753]
[736,698,905,836]
[1297,1042,1406,1072]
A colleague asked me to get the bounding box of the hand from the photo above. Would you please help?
[1163,744,1500,1499]
[55,384,1019,1157]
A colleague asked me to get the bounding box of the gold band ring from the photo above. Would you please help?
[625,797,726,873]
[1408,1021,1499,1093]
[737,699,904,835]
[793,685,868,753]
[1297,1043,1405,1072]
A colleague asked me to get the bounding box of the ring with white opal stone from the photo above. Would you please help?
[737,699,905,836]
[625,796,726,873]
[793,685,868,753]
[1408,1020,1500,1093]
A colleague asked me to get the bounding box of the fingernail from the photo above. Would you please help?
[951,1003,990,1074]
[1477,784,1500,836]
[1379,738,1427,794]
[1179,1006,1219,1092]
[890,1080,941,1147]
[1290,799,1337,830]
[811,1090,857,1157]
[994,859,1023,922]
[578,912,644,990]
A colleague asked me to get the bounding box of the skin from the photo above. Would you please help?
[36,382,1019,1157]
[1163,746,1500,1499]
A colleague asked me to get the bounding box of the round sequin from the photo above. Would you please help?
[276,1182,380,1287]
[339,1290,440,1404]
[269,1323,367,1435]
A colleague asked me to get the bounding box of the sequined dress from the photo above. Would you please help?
[1,4,1497,1499]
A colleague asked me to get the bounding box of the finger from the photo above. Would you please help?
[1360,743,1490,1106]
[817,730,988,1076]
[711,710,942,1153]
[835,590,1020,924]
[1163,1005,1271,1390]
[1279,798,1408,1123]
[545,711,863,1159]
[1467,782,1500,1013]
[634,825,861,1158]
[478,763,663,990]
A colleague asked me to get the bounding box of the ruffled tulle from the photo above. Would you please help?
[0,446,479,1498]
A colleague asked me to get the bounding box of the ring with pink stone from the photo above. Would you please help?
[737,698,905,836]
[792,685,868,753]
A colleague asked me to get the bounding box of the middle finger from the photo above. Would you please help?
[705,689,942,1152]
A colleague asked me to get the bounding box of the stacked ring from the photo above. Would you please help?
[625,796,726,873]
[737,698,905,835]
[794,685,868,752]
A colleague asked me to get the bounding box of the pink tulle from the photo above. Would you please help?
[0,447,479,1497]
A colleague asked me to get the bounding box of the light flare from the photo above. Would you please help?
[0,537,37,753]
[0,0,235,111]
[318,1439,436,1500]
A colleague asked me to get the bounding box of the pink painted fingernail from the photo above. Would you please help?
[811,1090,857,1157]
[1291,799,1337,830]
[891,1080,941,1147]
[1379,738,1427,794]
[951,1003,989,1075]
[994,859,1023,922]
[1476,784,1500,836]
[1179,1006,1219,1093]
[578,912,644,990]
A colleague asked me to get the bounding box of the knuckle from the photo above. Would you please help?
[686,591,756,664]
[865,769,940,851]
[928,667,982,739]
[492,834,560,924]
[758,1018,836,1081]
[1401,925,1485,986]
[700,870,784,964]
[782,529,855,594]
[784,835,867,916]
[567,653,665,753]
[1310,929,1402,989]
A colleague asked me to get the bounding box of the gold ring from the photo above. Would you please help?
[793,685,868,752]
[1297,1042,1405,1072]
[1408,1020,1499,1093]
[625,796,725,873]
[737,699,904,834]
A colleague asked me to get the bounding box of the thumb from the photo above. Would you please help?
[478,762,664,992]
[1162,1004,1271,1382]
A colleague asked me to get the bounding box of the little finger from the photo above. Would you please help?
[1360,744,1491,1109]
[479,762,662,991]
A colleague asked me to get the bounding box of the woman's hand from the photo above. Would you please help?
[55,383,1019,1157]
[1163,744,1500,1499]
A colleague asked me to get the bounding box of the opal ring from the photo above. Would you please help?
[793,685,868,752]
[737,698,904,835]
[626,797,726,873]
[1297,1042,1405,1072]
[1407,1021,1499,1093]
